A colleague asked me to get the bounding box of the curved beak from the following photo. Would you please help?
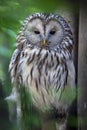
[42,39,47,46]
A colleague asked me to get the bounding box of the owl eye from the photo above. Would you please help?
[34,30,40,34]
[50,30,56,35]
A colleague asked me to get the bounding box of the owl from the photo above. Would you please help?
[9,13,75,130]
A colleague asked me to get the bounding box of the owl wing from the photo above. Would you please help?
[58,59,76,116]
[9,48,21,84]
[66,60,75,87]
[66,60,76,102]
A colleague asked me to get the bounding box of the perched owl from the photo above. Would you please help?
[9,13,75,130]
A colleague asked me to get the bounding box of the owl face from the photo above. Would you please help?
[24,18,64,49]
[17,13,73,52]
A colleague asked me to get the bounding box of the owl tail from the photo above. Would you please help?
[56,121,67,130]
[42,119,67,130]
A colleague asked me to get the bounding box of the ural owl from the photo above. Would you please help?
[9,13,75,130]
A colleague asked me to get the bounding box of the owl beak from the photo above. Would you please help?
[42,39,47,46]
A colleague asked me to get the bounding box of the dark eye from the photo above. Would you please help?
[50,30,56,35]
[34,30,40,34]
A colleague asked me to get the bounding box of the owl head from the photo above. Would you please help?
[17,13,74,53]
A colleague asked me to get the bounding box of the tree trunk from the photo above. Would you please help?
[78,3,87,130]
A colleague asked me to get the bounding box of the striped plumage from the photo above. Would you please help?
[9,13,75,130]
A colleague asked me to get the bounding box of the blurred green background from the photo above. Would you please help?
[0,0,78,130]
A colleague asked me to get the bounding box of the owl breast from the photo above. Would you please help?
[18,46,68,111]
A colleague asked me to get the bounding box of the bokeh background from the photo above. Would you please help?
[0,0,78,130]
